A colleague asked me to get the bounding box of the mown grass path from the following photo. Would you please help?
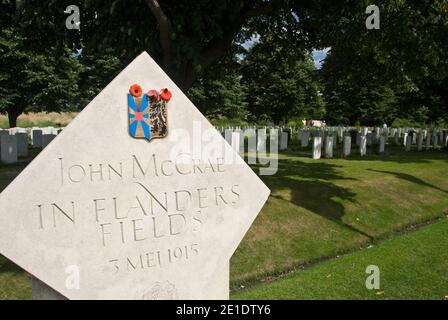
[232,219,448,300]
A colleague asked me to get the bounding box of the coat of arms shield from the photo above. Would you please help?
[127,85,171,141]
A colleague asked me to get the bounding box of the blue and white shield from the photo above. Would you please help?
[128,93,168,141]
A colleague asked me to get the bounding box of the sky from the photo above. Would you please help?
[312,48,330,69]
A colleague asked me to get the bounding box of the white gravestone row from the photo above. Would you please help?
[0,127,63,164]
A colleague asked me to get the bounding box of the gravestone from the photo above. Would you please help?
[343,136,351,157]
[42,133,57,148]
[366,132,373,146]
[359,136,367,156]
[256,129,266,153]
[356,132,361,146]
[324,136,334,158]
[417,133,424,151]
[394,132,400,145]
[279,132,288,151]
[300,130,310,147]
[403,133,408,147]
[405,135,412,151]
[32,128,43,148]
[433,133,438,148]
[379,136,386,154]
[425,132,431,150]
[0,52,270,300]
[231,131,242,156]
[1,133,18,164]
[312,136,322,160]
[16,132,29,157]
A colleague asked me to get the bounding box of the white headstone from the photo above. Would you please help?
[300,130,310,148]
[256,129,266,153]
[312,136,322,160]
[403,133,408,147]
[425,132,431,150]
[360,136,367,156]
[0,52,270,300]
[231,131,242,156]
[32,128,43,148]
[279,132,288,151]
[417,133,424,151]
[1,133,18,164]
[379,136,385,154]
[343,136,351,157]
[433,133,438,148]
[16,132,29,157]
[325,136,334,158]
[405,135,412,151]
[394,132,400,145]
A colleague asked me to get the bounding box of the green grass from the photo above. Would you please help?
[230,146,448,287]
[232,219,448,300]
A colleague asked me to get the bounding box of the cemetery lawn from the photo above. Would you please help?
[230,147,448,288]
[232,219,448,300]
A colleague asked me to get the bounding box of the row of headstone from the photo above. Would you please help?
[0,127,62,164]
[219,125,448,160]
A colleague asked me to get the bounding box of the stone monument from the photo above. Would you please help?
[0,52,270,300]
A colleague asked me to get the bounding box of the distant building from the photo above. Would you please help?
[304,120,326,127]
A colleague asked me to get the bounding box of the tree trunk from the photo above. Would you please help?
[7,106,21,128]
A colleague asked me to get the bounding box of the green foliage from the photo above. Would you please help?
[321,47,398,126]
[0,2,83,126]
[77,50,122,108]
[188,65,248,120]
[318,0,448,126]
[0,23,83,126]
[242,34,325,124]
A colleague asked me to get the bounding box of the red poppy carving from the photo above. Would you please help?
[129,84,142,97]
[160,88,172,101]
[147,89,159,102]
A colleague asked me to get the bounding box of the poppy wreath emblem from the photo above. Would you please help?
[127,84,172,141]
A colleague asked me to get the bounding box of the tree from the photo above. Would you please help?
[72,0,318,91]
[0,2,83,127]
[321,47,399,126]
[188,63,248,120]
[242,34,324,124]
[315,0,448,124]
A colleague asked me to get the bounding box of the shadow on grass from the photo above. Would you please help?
[368,169,448,194]
[0,256,24,274]
[254,158,373,239]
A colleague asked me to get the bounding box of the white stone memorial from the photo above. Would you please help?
[405,135,412,151]
[312,136,322,160]
[343,136,351,157]
[360,136,367,156]
[300,130,310,147]
[417,133,424,151]
[379,136,386,154]
[16,132,29,157]
[324,136,334,158]
[0,133,18,164]
[32,128,43,148]
[0,52,270,300]
[279,132,288,151]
